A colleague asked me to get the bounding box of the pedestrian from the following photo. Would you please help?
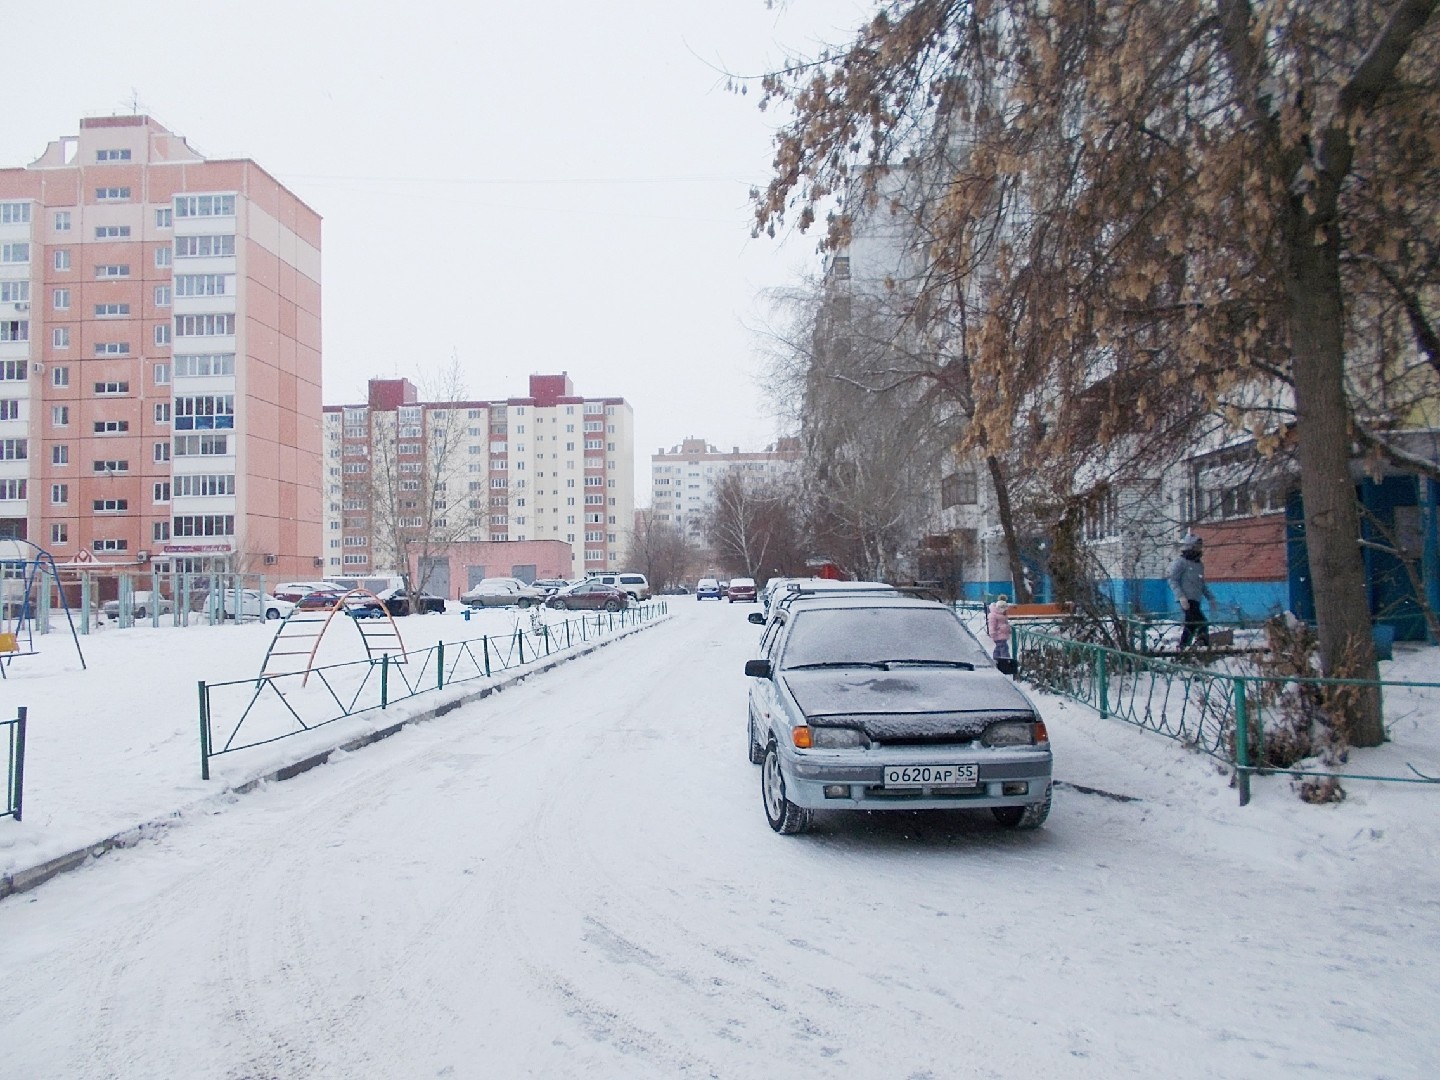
[987,595,1012,661]
[1167,534,1216,649]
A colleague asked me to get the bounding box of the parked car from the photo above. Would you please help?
[460,580,548,608]
[695,578,723,601]
[221,590,295,621]
[546,580,629,612]
[744,591,1052,835]
[273,581,343,604]
[752,578,897,623]
[531,578,572,594]
[294,589,349,611]
[727,577,759,603]
[102,591,175,620]
[341,595,389,619]
[588,572,651,601]
[375,587,446,616]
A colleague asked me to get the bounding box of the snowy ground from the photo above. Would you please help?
[0,601,1436,1078]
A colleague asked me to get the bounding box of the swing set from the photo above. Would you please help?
[0,539,87,677]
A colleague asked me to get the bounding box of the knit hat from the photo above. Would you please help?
[1179,534,1203,552]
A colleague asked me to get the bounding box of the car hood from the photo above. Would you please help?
[780,667,1036,740]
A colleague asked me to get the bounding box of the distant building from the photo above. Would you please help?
[323,373,634,592]
[649,437,801,545]
[0,115,323,577]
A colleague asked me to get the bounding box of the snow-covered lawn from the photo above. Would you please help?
[0,602,1435,1077]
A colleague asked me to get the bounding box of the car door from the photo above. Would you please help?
[749,614,789,744]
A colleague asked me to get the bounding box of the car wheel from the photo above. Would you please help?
[265,608,281,620]
[762,741,812,834]
[603,599,621,612]
[517,598,533,608]
[547,598,564,610]
[991,783,1052,830]
[747,713,765,765]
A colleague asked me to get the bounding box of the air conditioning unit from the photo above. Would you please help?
[137,550,150,563]
[31,363,43,374]
[14,302,28,311]
[313,556,324,568]
[264,553,277,565]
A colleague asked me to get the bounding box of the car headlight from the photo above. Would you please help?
[807,726,870,749]
[982,720,1038,747]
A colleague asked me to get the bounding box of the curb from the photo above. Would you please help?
[0,614,666,902]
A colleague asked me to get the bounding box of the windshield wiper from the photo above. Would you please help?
[785,661,890,671]
[878,659,977,670]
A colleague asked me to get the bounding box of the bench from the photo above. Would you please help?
[1003,602,1072,620]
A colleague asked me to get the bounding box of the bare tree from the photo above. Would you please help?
[707,471,806,580]
[625,514,699,594]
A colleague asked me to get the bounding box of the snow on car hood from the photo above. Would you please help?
[780,667,1036,740]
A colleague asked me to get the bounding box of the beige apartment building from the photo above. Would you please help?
[0,116,323,577]
[650,436,801,545]
[322,373,634,591]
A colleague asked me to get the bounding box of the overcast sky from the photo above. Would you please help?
[8,0,873,497]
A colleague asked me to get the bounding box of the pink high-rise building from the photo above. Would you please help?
[0,115,322,577]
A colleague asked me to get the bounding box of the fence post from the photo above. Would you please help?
[198,682,211,780]
[437,641,445,691]
[566,619,572,648]
[1097,648,1109,719]
[381,653,389,709]
[483,635,491,677]
[518,628,526,665]
[543,625,551,656]
[12,706,25,821]
[1234,676,1251,806]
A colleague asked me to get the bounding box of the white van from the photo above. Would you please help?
[588,572,651,601]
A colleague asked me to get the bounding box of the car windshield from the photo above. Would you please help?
[780,605,991,669]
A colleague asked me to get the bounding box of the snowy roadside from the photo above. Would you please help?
[0,604,668,889]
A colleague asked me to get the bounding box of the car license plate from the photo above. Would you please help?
[883,764,978,788]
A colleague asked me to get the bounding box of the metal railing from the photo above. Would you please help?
[199,603,668,778]
[3,707,25,821]
[1013,625,1440,804]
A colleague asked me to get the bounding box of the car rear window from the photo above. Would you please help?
[620,575,645,585]
[782,606,990,668]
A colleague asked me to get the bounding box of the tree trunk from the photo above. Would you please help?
[986,454,1033,603]
[1282,201,1384,746]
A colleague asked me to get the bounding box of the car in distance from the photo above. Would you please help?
[744,591,1052,835]
[588,572,651,601]
[531,578,572,595]
[460,580,548,608]
[102,590,176,620]
[695,578,723,601]
[727,577,758,603]
[375,586,446,616]
[273,581,344,605]
[221,590,295,621]
[546,580,629,611]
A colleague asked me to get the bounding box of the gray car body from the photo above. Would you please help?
[746,594,1052,815]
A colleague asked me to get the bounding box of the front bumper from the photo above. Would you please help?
[779,747,1053,811]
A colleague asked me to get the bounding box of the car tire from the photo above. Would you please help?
[547,598,564,610]
[991,783,1052,830]
[762,741,812,834]
[603,599,621,612]
[265,608,281,620]
[747,713,765,765]
[517,598,533,608]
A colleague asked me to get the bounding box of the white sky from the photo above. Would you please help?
[7,0,874,497]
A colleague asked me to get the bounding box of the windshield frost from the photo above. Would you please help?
[781,606,991,668]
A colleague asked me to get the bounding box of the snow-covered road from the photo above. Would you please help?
[0,601,1434,1078]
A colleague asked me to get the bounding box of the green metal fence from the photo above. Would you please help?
[199,603,668,779]
[3,706,25,821]
[1013,625,1440,804]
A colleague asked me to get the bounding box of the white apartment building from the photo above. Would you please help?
[650,437,802,544]
[323,373,634,581]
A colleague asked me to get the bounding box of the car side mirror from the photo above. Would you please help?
[747,612,765,625]
[744,659,772,678]
[996,657,1018,677]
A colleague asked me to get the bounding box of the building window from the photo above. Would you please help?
[0,321,27,343]
[94,342,130,356]
[51,405,69,426]
[93,381,130,396]
[153,441,170,462]
[172,514,234,537]
[50,524,67,545]
[52,288,70,311]
[0,281,27,304]
[96,149,132,162]
[52,327,70,348]
[173,395,235,431]
[0,203,27,225]
[94,264,129,279]
[173,434,229,456]
[50,484,67,504]
[174,474,235,497]
[53,210,71,232]
[94,225,131,239]
[154,324,171,346]
[0,361,22,381]
[174,194,236,218]
[94,303,131,318]
[93,538,129,552]
[174,313,235,337]
[153,482,170,503]
[155,402,171,423]
[92,459,129,474]
[153,522,170,542]
[173,353,234,377]
[0,243,29,264]
[174,274,231,297]
[51,445,68,465]
[0,480,22,503]
[173,234,235,258]
[155,208,172,229]
[0,439,26,460]
[93,420,130,434]
[155,247,172,268]
[51,366,69,388]
[93,498,128,512]
[54,250,71,272]
[95,187,131,201]
[941,471,978,508]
